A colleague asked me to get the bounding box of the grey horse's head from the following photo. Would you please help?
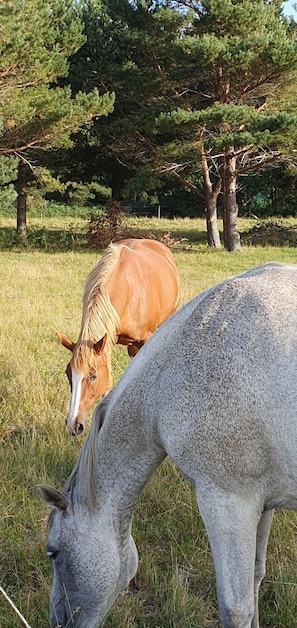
[36,485,138,627]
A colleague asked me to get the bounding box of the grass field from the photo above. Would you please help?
[1,214,297,627]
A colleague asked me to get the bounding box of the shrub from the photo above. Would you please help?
[87,200,131,249]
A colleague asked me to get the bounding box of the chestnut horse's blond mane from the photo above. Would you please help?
[72,243,121,376]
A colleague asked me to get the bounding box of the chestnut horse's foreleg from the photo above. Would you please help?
[116,334,145,357]
[128,340,145,357]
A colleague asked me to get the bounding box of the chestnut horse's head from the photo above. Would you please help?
[57,332,112,435]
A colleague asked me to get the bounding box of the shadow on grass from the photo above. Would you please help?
[0,226,88,253]
[0,223,210,253]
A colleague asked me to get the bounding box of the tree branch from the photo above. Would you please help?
[0,134,53,155]
[235,152,285,176]
[171,170,205,200]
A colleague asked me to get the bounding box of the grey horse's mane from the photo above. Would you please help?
[64,396,111,509]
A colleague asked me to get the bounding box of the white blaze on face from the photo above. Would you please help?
[66,368,83,430]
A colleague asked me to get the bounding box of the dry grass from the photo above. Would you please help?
[1,215,297,627]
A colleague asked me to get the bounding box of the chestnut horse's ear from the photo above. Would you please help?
[56,332,76,352]
[35,485,68,512]
[94,334,107,355]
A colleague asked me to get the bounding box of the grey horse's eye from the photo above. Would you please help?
[47,549,58,560]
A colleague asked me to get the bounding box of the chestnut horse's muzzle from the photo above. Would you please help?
[66,419,84,436]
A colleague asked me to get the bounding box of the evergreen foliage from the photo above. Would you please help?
[0,0,115,154]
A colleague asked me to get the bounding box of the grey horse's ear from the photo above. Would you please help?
[35,485,68,511]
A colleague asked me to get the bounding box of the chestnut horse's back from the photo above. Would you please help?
[106,238,181,346]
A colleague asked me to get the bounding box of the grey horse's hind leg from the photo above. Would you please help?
[252,509,274,628]
[196,484,261,628]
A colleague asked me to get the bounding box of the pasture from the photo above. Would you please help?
[1,215,297,627]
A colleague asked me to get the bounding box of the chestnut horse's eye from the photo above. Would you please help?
[89,374,97,382]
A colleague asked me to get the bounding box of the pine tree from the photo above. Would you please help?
[0,0,114,234]
[59,0,297,249]
[157,0,297,249]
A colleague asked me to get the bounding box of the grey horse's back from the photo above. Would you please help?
[113,261,297,405]
[148,262,297,493]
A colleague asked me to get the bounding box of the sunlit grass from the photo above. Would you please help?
[1,215,297,626]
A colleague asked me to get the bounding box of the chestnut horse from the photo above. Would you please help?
[58,238,180,435]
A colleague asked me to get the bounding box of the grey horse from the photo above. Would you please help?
[37,262,297,627]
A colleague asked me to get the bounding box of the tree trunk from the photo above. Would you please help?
[172,149,222,249]
[222,151,241,252]
[205,198,221,248]
[63,186,71,205]
[17,159,28,237]
[201,148,221,248]
[111,164,128,200]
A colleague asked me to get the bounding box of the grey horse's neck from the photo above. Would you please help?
[67,391,166,520]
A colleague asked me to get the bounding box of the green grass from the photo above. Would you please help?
[1,215,297,627]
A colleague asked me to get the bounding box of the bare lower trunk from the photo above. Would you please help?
[201,148,221,248]
[222,151,241,252]
[17,159,27,237]
[205,197,221,248]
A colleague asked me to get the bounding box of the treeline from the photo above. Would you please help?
[1,0,297,249]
